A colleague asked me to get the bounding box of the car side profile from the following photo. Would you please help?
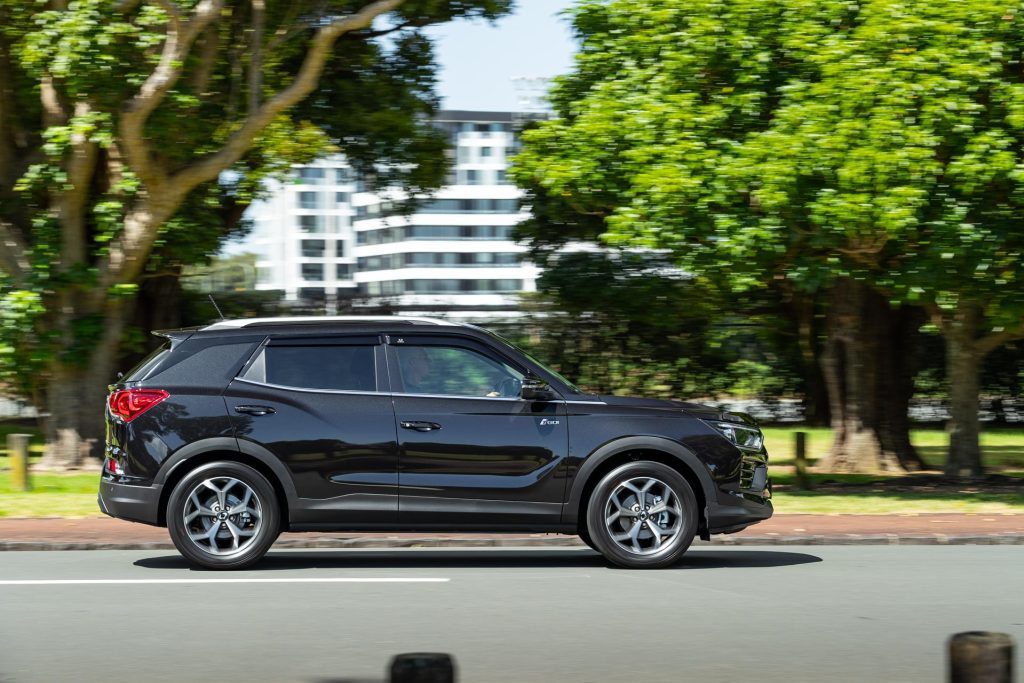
[99,316,772,569]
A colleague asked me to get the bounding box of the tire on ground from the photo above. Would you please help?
[166,460,281,570]
[585,460,698,569]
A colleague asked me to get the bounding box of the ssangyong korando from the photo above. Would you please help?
[100,317,772,569]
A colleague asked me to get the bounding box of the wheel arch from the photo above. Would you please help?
[154,438,296,527]
[564,436,713,537]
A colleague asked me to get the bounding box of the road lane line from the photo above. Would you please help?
[0,578,450,586]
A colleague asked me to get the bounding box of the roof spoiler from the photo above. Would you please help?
[152,327,201,344]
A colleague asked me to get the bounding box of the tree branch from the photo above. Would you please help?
[57,100,99,269]
[977,321,1024,356]
[171,0,405,192]
[119,0,223,190]
[107,0,404,288]
[248,0,265,115]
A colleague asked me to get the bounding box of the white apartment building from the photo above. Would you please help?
[351,111,539,318]
[241,157,358,305]
[237,111,541,318]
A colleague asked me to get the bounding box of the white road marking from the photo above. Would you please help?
[0,577,450,586]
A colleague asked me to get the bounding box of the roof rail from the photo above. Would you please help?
[202,316,457,330]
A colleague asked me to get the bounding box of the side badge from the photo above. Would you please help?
[539,418,560,426]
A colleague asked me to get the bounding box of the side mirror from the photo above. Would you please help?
[521,376,557,402]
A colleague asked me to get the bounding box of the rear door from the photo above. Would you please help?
[223,334,399,526]
[386,334,569,527]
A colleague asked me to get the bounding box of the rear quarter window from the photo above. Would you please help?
[142,340,261,386]
[123,342,171,382]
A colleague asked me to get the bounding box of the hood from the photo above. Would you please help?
[597,395,759,426]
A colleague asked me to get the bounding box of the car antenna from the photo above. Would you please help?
[208,294,226,321]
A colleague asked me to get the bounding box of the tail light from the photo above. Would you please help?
[108,389,169,422]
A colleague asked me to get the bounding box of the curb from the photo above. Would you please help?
[1,533,1023,551]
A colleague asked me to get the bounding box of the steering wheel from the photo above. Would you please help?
[493,377,522,398]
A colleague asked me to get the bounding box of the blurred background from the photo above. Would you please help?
[0,0,1022,517]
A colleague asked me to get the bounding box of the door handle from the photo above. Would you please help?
[400,421,441,432]
[235,405,276,416]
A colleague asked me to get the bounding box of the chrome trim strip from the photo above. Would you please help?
[232,377,385,396]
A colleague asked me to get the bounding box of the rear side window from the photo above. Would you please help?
[123,342,171,382]
[146,341,260,386]
[246,345,377,392]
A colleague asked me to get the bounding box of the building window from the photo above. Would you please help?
[481,147,493,157]
[336,263,353,280]
[300,240,325,258]
[496,170,508,185]
[301,264,324,281]
[335,192,350,204]
[298,167,324,184]
[298,192,319,210]
[299,287,326,301]
[335,168,351,184]
[458,147,471,164]
[298,215,324,233]
[466,170,481,186]
[335,241,346,257]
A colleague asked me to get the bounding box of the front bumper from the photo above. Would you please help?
[707,452,773,535]
[98,477,163,526]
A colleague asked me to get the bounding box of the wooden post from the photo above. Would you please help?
[794,431,812,491]
[7,433,31,491]
[949,631,1014,683]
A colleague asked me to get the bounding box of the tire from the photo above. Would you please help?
[166,461,281,570]
[577,525,600,552]
[585,461,698,569]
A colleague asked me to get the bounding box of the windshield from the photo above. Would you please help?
[481,328,584,394]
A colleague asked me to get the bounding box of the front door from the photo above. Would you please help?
[224,334,399,526]
[386,335,569,527]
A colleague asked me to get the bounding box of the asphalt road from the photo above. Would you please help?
[1,546,1021,682]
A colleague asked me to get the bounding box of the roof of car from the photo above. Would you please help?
[201,316,462,331]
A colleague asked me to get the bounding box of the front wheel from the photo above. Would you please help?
[167,461,280,570]
[585,461,698,569]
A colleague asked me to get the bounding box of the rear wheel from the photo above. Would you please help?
[585,461,697,569]
[167,461,280,570]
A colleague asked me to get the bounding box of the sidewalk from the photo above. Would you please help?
[1,514,1022,550]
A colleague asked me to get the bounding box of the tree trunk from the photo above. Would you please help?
[944,304,984,477]
[793,292,830,426]
[39,301,127,470]
[816,279,925,473]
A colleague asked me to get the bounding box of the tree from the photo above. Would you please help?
[0,0,512,467]
[512,0,1024,474]
[512,0,925,471]
[734,0,1024,475]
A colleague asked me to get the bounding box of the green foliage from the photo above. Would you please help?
[513,0,1024,325]
[0,0,514,408]
[510,251,805,399]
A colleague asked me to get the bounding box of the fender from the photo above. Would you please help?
[154,436,299,510]
[562,435,716,525]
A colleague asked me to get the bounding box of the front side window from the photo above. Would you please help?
[392,344,523,398]
[247,344,377,392]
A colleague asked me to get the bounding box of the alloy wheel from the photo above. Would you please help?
[182,476,263,556]
[603,476,684,555]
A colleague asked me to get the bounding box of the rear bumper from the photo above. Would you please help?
[98,477,163,526]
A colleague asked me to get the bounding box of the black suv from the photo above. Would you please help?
[99,317,771,569]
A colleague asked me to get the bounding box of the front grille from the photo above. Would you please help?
[740,453,768,491]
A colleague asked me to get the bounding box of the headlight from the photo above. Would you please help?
[703,420,764,452]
